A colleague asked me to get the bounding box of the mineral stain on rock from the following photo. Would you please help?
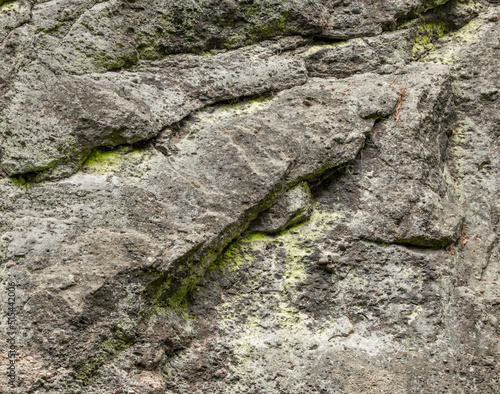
[0,0,499,393]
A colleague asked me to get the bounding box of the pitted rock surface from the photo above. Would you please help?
[0,0,499,393]
[249,181,313,234]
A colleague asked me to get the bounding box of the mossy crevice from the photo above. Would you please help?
[82,147,125,174]
[142,162,347,320]
[95,50,139,72]
[144,182,287,308]
[385,0,452,31]
[81,144,156,176]
[8,174,32,187]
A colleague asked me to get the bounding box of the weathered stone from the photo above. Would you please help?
[0,71,399,391]
[0,0,31,43]
[22,0,455,73]
[1,0,499,393]
[300,29,416,78]
[347,63,465,247]
[0,46,307,179]
[249,181,313,234]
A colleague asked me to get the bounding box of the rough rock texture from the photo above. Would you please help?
[1,47,308,179]
[249,181,313,234]
[0,0,499,393]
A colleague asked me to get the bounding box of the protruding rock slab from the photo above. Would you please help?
[348,63,464,247]
[0,47,308,179]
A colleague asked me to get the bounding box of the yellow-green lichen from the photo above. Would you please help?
[412,21,449,59]
[206,95,280,123]
[0,1,20,13]
[83,149,125,174]
[421,16,486,64]
[82,146,156,176]
[209,234,257,272]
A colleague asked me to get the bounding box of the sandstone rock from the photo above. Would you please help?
[0,46,308,179]
[0,71,399,391]
[348,63,465,247]
[0,0,31,43]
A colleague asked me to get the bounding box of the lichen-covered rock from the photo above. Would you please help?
[0,71,399,392]
[164,207,458,393]
[0,0,499,393]
[299,0,485,78]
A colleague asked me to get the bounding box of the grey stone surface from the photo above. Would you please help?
[250,181,313,234]
[0,46,308,179]
[0,0,31,43]
[0,0,499,393]
[0,71,399,392]
[348,63,464,247]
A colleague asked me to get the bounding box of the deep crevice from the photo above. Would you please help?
[383,0,456,32]
[361,237,452,251]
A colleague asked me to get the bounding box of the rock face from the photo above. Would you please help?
[0,47,308,179]
[0,0,499,393]
[249,181,313,234]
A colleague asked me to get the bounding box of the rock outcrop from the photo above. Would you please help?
[0,0,499,393]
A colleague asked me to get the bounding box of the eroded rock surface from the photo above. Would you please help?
[0,47,308,179]
[0,0,499,393]
[249,181,313,234]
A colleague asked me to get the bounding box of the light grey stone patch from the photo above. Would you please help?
[348,63,465,247]
[0,0,31,43]
[442,17,500,291]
